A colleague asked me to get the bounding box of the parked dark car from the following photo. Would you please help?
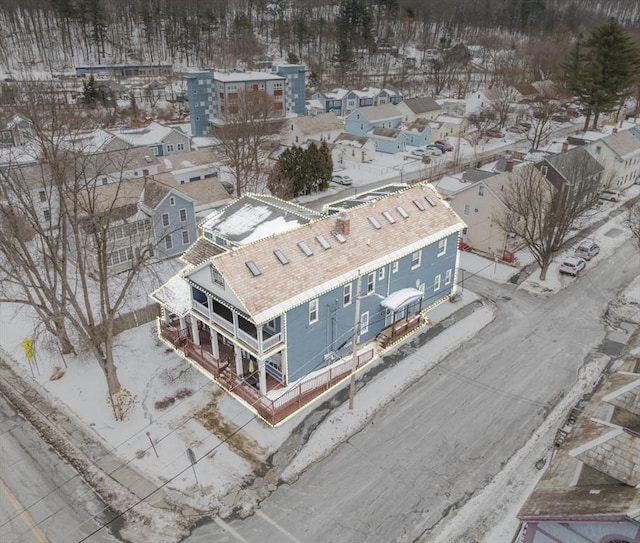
[433,140,454,152]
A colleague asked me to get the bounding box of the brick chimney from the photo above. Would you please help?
[335,212,350,235]
[505,159,514,173]
[561,141,569,153]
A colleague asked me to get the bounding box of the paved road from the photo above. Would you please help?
[0,395,120,543]
[185,239,639,542]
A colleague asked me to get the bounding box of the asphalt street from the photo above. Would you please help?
[0,395,120,543]
[184,236,639,542]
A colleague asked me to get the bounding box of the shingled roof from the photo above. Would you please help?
[519,361,640,522]
[402,97,441,114]
[187,183,464,324]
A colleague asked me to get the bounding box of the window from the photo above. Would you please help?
[360,311,369,335]
[438,239,447,256]
[166,144,175,153]
[463,204,470,216]
[162,213,170,227]
[392,261,399,273]
[211,267,224,286]
[309,299,319,324]
[366,272,375,293]
[153,146,160,156]
[177,143,185,151]
[445,269,452,285]
[595,145,601,155]
[434,274,441,291]
[478,184,485,197]
[164,235,173,249]
[169,197,175,206]
[378,267,385,281]
[39,190,46,202]
[540,165,548,175]
[179,208,187,222]
[411,250,421,269]
[182,230,189,245]
[343,283,352,307]
[43,209,51,221]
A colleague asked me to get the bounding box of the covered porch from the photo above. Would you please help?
[376,288,427,349]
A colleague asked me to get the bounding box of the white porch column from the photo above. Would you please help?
[258,359,267,396]
[163,309,171,324]
[232,311,239,339]
[257,325,264,355]
[206,296,213,321]
[190,316,200,346]
[211,330,220,359]
[178,316,187,337]
[235,347,243,376]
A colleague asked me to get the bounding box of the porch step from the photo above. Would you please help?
[376,333,389,349]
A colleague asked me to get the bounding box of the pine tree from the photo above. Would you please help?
[564,20,640,130]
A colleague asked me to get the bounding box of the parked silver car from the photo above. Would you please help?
[559,256,586,276]
[331,174,353,186]
[574,239,600,261]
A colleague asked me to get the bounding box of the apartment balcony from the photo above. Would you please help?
[191,299,283,356]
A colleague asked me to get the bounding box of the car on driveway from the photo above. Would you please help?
[559,256,586,276]
[434,140,454,152]
[574,239,600,261]
[425,145,444,155]
[411,147,428,157]
[331,174,353,186]
[599,189,621,202]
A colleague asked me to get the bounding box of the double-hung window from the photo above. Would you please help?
[309,299,319,324]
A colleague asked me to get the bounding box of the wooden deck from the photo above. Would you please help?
[159,314,426,426]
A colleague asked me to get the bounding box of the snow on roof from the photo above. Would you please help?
[381,288,424,312]
[200,201,304,245]
[213,70,284,83]
[62,128,118,153]
[117,122,182,146]
[150,275,191,316]
[436,115,465,125]
[325,88,348,100]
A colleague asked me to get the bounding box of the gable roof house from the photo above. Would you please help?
[535,146,604,194]
[517,356,640,543]
[345,103,404,137]
[115,121,192,157]
[433,115,469,139]
[432,161,549,259]
[1,114,34,147]
[72,176,197,274]
[331,133,377,165]
[310,88,349,116]
[152,184,465,425]
[396,97,442,123]
[401,119,434,148]
[284,112,344,146]
[585,129,640,191]
[1,147,160,229]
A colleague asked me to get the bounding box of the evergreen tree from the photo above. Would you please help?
[318,141,333,190]
[564,20,640,130]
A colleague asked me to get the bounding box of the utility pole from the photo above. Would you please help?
[349,275,362,410]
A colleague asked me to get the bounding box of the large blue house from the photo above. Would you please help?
[152,184,464,426]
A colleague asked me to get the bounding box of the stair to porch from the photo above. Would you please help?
[376,332,390,349]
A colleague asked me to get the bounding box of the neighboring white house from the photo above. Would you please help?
[284,112,344,146]
[330,133,377,165]
[115,122,191,157]
[585,129,640,190]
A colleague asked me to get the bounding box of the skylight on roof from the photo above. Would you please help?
[297,241,313,256]
[382,211,396,224]
[396,206,409,218]
[413,199,425,211]
[368,216,382,229]
[246,260,262,276]
[424,195,437,207]
[316,235,331,249]
[274,249,289,265]
[332,230,347,243]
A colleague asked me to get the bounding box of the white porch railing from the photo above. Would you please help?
[262,332,283,352]
[210,311,234,335]
[237,327,258,350]
[192,300,209,319]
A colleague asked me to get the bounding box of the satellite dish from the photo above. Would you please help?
[415,279,420,288]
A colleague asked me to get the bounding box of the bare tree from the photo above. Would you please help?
[627,203,640,250]
[215,88,284,197]
[490,87,519,129]
[0,100,172,420]
[494,160,601,280]
[526,98,562,149]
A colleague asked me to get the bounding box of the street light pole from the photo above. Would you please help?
[349,275,362,410]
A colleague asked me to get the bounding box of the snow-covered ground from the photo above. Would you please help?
[0,160,637,540]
